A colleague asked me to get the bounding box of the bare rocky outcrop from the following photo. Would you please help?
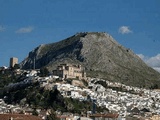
[21,32,160,88]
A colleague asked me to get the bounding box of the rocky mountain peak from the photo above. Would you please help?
[21,32,160,88]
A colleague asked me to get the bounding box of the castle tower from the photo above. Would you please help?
[10,57,18,68]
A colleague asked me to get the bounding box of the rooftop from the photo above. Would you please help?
[0,114,42,120]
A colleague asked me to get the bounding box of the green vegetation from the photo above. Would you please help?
[2,76,104,114]
[82,79,88,86]
[1,81,66,110]
[1,75,105,114]
[0,68,108,115]
[46,109,60,120]
[0,69,15,88]
[65,79,72,84]
[12,64,20,70]
[64,97,91,114]
[38,67,49,77]
[95,81,107,88]
[0,68,28,88]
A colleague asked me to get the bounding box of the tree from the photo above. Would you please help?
[39,67,49,77]
[32,109,38,116]
[46,109,60,120]
[13,64,20,69]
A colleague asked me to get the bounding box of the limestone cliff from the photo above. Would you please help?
[21,32,160,88]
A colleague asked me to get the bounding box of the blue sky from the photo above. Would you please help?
[0,0,160,71]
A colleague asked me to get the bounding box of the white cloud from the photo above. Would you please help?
[146,54,160,67]
[118,26,132,34]
[153,67,160,73]
[137,54,160,73]
[137,54,145,60]
[16,26,34,33]
[0,25,6,32]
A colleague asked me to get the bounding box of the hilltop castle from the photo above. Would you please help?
[53,64,86,79]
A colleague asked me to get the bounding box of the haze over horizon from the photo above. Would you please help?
[0,0,160,72]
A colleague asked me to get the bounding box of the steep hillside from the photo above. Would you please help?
[21,32,160,88]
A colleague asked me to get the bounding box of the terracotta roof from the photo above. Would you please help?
[89,113,119,118]
[0,114,42,120]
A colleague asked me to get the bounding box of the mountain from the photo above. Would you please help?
[21,32,160,88]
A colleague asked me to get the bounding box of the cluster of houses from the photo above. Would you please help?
[0,99,22,114]
[1,63,160,120]
[0,99,44,120]
[42,78,160,120]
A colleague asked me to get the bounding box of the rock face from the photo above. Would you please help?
[21,32,160,88]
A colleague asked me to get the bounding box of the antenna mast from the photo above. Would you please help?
[33,57,35,69]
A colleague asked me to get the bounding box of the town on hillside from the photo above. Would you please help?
[0,57,160,120]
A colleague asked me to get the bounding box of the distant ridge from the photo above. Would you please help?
[21,32,160,88]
